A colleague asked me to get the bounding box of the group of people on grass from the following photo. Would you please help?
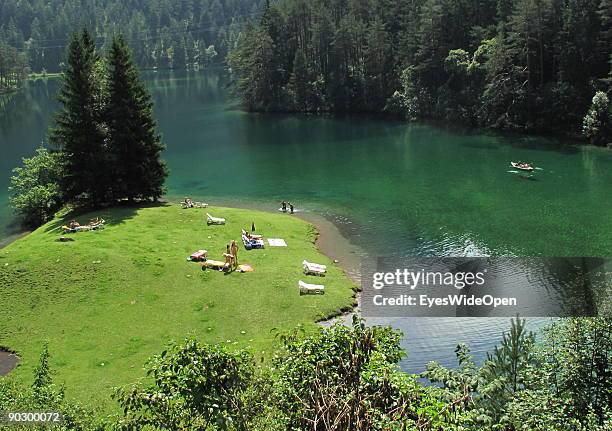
[64,217,105,233]
[183,197,195,208]
[280,200,294,214]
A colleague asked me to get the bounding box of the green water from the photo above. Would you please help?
[1,69,610,370]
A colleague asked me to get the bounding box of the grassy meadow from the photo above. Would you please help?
[0,204,356,413]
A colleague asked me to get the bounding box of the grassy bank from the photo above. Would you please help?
[0,204,357,413]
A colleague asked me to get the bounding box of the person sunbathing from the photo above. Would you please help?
[243,230,262,240]
[68,220,80,229]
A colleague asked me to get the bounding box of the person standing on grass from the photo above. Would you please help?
[230,240,239,269]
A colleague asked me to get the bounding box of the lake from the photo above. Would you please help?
[1,69,610,371]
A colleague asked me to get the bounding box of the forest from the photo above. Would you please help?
[228,0,612,139]
[0,0,265,73]
[0,39,27,93]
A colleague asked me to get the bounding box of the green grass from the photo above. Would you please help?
[0,204,356,413]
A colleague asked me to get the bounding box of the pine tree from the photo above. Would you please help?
[288,47,309,110]
[599,0,612,84]
[106,36,168,202]
[50,29,109,206]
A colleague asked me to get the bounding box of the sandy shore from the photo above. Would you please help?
[167,196,366,324]
[177,196,366,283]
[295,211,363,285]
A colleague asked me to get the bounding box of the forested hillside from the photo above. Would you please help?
[0,0,265,72]
[229,0,612,138]
[0,39,27,93]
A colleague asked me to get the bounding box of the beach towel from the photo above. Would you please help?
[202,259,229,270]
[189,250,207,261]
[298,280,325,295]
[237,264,254,272]
[303,260,327,276]
[242,229,263,240]
[242,232,265,250]
[267,238,287,247]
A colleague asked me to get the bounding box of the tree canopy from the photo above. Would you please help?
[229,0,612,143]
[0,0,267,73]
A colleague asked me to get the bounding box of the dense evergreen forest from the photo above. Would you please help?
[229,0,612,139]
[0,0,265,73]
[0,39,27,92]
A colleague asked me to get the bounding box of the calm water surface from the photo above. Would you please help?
[1,69,610,371]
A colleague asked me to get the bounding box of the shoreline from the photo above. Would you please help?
[170,196,366,285]
[293,211,364,325]
[0,197,364,324]
[167,196,366,322]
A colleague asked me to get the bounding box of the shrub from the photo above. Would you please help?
[9,147,64,227]
[583,91,612,146]
[113,338,253,431]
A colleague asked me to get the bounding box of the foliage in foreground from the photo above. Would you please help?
[425,317,612,431]
[0,345,98,430]
[113,340,253,431]
[112,317,611,431]
[2,318,610,430]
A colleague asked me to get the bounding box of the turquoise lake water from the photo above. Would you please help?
[1,69,610,371]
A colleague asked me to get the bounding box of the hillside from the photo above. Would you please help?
[0,204,356,411]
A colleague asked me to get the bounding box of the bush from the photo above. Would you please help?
[113,339,254,430]
[583,91,612,146]
[9,147,64,227]
[0,345,98,430]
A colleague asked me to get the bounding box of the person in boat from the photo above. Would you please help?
[289,203,294,214]
[230,240,239,269]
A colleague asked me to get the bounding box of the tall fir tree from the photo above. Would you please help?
[106,36,168,202]
[50,29,109,206]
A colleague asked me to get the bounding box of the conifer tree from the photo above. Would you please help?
[105,36,168,202]
[50,29,108,206]
[288,47,309,110]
